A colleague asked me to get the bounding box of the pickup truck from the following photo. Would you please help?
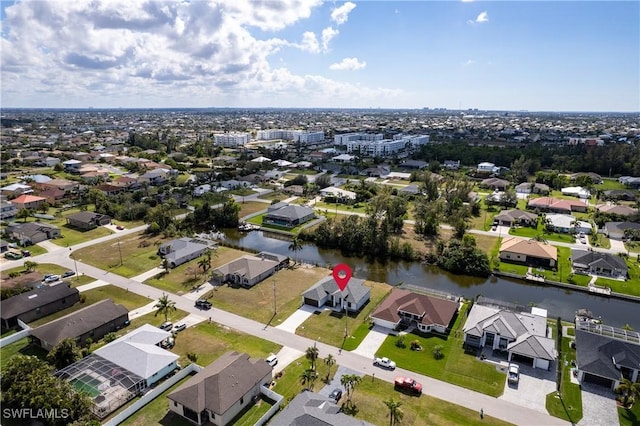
[394,376,422,394]
[373,356,396,370]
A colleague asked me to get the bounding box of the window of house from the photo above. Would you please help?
[240,397,244,404]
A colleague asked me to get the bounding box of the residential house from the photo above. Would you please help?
[5,222,61,245]
[463,304,555,369]
[37,178,80,194]
[113,175,140,189]
[527,197,588,213]
[571,249,629,279]
[0,201,18,220]
[283,185,304,196]
[400,183,421,195]
[604,222,640,240]
[30,299,129,350]
[38,188,66,205]
[302,275,370,313]
[62,159,83,173]
[443,160,460,170]
[269,391,375,426]
[95,184,124,196]
[370,289,459,334]
[480,177,509,191]
[138,168,172,185]
[167,351,272,426]
[401,160,428,170]
[515,182,550,195]
[596,204,638,217]
[575,328,640,390]
[66,211,112,230]
[570,172,602,184]
[1,284,80,328]
[545,214,592,234]
[618,176,640,189]
[477,162,499,175]
[193,184,212,197]
[561,186,591,199]
[602,190,637,202]
[158,238,212,268]
[9,194,46,210]
[272,159,294,168]
[493,209,538,227]
[211,254,279,288]
[319,186,356,202]
[263,203,315,228]
[0,183,33,197]
[499,237,557,267]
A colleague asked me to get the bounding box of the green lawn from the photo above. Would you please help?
[273,356,511,426]
[247,212,311,234]
[0,337,48,370]
[545,335,582,423]
[376,305,506,397]
[619,401,640,426]
[28,285,152,327]
[508,226,576,244]
[590,233,611,249]
[1,263,94,286]
[296,281,392,349]
[314,200,368,214]
[497,261,529,276]
[595,258,640,297]
[257,191,285,201]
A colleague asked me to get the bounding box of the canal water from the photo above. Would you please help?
[223,230,640,329]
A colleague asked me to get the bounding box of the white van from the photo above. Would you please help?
[266,354,278,367]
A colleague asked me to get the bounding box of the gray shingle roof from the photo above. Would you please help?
[571,249,629,274]
[576,329,640,380]
[1,284,79,319]
[269,391,374,426]
[302,276,369,305]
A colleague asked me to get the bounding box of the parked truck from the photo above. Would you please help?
[394,376,422,395]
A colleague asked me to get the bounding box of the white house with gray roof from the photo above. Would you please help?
[158,237,212,268]
[211,254,279,288]
[302,275,370,313]
[263,203,315,228]
[463,304,555,369]
[571,249,629,279]
[604,221,640,240]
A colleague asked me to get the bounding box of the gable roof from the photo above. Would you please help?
[269,391,374,426]
[160,238,210,262]
[499,237,557,260]
[214,255,279,280]
[1,284,79,319]
[494,209,538,223]
[576,329,640,380]
[571,249,629,273]
[31,299,128,348]
[167,351,272,415]
[303,275,370,305]
[371,289,458,328]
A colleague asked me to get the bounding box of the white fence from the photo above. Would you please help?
[0,319,31,349]
[256,386,284,426]
[102,363,202,426]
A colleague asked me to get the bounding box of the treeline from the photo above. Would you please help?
[415,141,640,177]
[425,236,491,277]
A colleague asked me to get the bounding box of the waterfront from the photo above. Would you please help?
[224,230,640,329]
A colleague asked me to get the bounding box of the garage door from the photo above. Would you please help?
[510,353,534,366]
[304,298,319,307]
[583,372,614,388]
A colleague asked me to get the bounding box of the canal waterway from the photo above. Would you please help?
[224,230,640,329]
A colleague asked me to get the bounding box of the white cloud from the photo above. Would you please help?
[331,2,356,25]
[464,59,476,66]
[329,57,366,71]
[476,11,489,23]
[461,0,475,2]
[0,0,398,108]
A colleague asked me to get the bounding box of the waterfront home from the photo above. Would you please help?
[499,237,558,268]
[571,249,629,279]
[302,275,370,313]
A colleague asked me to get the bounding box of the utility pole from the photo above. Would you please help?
[117,238,123,266]
[272,278,277,315]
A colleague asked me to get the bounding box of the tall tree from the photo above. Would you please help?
[154,293,177,322]
[384,398,404,426]
[23,260,38,272]
[324,354,336,381]
[288,237,303,266]
[616,378,640,407]
[47,338,82,369]
[305,345,319,371]
[300,369,317,390]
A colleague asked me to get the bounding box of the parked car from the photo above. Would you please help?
[266,354,278,367]
[508,364,520,385]
[173,322,187,332]
[116,225,125,230]
[328,388,343,402]
[43,274,61,283]
[21,250,31,257]
[373,356,396,370]
[160,337,175,349]
[195,299,212,309]
[61,270,75,278]
[394,376,422,395]
[159,321,174,331]
[4,251,22,260]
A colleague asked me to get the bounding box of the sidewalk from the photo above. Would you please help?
[76,280,109,293]
[132,267,164,283]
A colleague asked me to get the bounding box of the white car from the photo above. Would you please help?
[266,354,278,367]
[374,356,397,370]
[173,322,187,333]
[508,364,520,385]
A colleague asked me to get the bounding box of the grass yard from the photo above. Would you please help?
[545,335,583,423]
[377,305,506,397]
[238,201,268,218]
[296,281,392,349]
[590,233,611,249]
[0,337,48,369]
[171,321,281,367]
[247,213,308,234]
[314,200,368,214]
[273,356,511,426]
[508,226,576,244]
[257,191,285,201]
[1,263,94,286]
[497,261,529,276]
[472,234,499,253]
[619,401,640,426]
[205,266,329,326]
[595,257,640,297]
[28,285,152,327]
[73,232,167,277]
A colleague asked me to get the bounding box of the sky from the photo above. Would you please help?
[0,0,638,111]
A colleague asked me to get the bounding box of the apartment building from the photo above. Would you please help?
[213,133,250,147]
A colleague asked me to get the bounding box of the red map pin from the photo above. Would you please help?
[332,263,352,292]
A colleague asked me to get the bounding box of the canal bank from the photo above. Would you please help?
[220,229,640,330]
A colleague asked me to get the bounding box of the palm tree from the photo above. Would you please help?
[616,378,640,407]
[300,369,317,390]
[324,354,336,381]
[384,398,404,426]
[341,374,362,406]
[288,237,303,266]
[198,250,214,276]
[306,345,319,371]
[154,293,176,322]
[23,261,38,272]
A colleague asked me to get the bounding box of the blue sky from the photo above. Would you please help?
[1,1,638,111]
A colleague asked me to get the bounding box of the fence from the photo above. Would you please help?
[102,363,202,426]
[0,319,31,349]
[399,283,462,302]
[255,386,284,426]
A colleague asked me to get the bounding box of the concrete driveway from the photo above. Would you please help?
[609,238,627,254]
[272,346,304,375]
[275,304,317,333]
[351,325,390,358]
[577,382,619,426]
[499,362,557,413]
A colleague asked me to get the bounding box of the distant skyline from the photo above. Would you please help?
[1,1,638,112]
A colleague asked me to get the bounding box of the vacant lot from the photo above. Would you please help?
[238,201,269,218]
[74,232,167,277]
[1,263,94,287]
[296,281,392,348]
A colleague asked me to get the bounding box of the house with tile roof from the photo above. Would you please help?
[9,194,46,210]
[527,197,588,213]
[499,237,558,268]
[596,204,638,216]
[463,303,555,369]
[302,275,370,313]
[167,351,272,426]
[370,289,459,334]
